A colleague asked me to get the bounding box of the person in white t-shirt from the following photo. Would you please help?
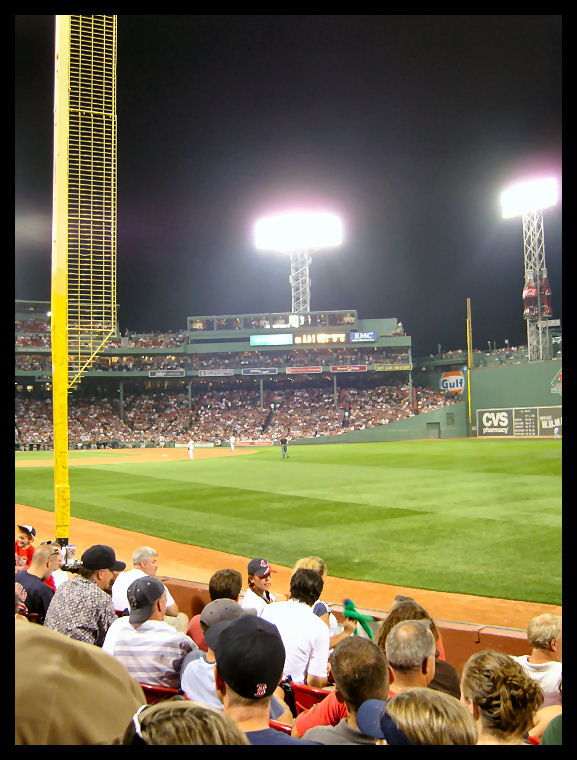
[261,568,330,687]
[111,546,188,632]
[241,558,277,617]
[512,613,562,707]
[188,440,195,460]
[229,435,235,452]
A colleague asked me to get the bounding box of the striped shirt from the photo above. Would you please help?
[44,575,117,647]
[103,617,196,689]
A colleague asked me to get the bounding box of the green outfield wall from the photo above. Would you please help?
[468,360,562,411]
[291,400,469,444]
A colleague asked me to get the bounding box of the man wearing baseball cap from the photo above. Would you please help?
[102,575,196,690]
[241,558,277,617]
[181,599,252,708]
[44,544,126,647]
[208,614,320,744]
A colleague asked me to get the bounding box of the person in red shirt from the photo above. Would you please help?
[15,525,36,571]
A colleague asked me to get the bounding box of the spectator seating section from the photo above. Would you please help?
[161,577,533,678]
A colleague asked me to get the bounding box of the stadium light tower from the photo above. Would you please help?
[254,211,343,314]
[500,176,559,361]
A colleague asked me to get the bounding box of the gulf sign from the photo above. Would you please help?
[439,370,465,395]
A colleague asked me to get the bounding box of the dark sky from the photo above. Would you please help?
[15,15,562,357]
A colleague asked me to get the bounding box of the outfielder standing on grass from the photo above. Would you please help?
[188,439,194,460]
[280,433,289,459]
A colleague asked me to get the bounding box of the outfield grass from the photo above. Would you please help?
[15,439,561,604]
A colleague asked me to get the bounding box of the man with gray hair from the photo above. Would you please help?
[385,619,436,696]
[512,613,562,707]
[111,545,188,632]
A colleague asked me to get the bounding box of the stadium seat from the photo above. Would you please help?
[269,719,293,735]
[139,682,184,704]
[290,681,331,714]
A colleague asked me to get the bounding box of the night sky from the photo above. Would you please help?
[15,15,562,357]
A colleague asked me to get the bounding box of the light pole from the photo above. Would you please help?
[254,211,343,314]
[500,177,559,361]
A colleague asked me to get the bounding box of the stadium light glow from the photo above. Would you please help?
[500,177,558,218]
[254,211,343,253]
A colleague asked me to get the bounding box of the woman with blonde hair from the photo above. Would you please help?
[357,687,477,745]
[461,649,544,745]
[116,699,250,745]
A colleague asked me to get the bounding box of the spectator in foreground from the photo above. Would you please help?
[187,568,243,650]
[103,575,196,689]
[181,597,294,723]
[262,568,330,688]
[376,598,461,698]
[292,556,357,650]
[181,598,251,708]
[301,637,390,744]
[241,558,277,616]
[460,649,544,745]
[113,700,250,745]
[14,542,61,622]
[15,618,145,744]
[384,619,437,695]
[112,545,188,632]
[208,614,319,744]
[44,544,125,646]
[357,687,477,745]
[512,613,562,707]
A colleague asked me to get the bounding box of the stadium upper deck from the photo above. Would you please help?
[15,301,412,387]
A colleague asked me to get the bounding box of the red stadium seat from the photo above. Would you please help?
[290,681,331,714]
[139,682,183,704]
[269,719,293,735]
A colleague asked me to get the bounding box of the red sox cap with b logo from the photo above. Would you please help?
[205,614,285,699]
[247,558,276,578]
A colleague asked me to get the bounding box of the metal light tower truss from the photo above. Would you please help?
[67,14,118,388]
[522,210,549,361]
[289,251,312,313]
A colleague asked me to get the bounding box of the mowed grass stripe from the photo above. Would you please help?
[14,439,561,603]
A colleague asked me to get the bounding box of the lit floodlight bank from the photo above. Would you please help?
[500,177,558,218]
[254,212,343,252]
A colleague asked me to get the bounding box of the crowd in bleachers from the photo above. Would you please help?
[15,383,458,448]
[15,526,562,745]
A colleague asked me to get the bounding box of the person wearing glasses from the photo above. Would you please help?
[14,542,62,623]
[115,700,250,745]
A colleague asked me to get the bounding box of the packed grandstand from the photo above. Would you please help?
[15,299,536,450]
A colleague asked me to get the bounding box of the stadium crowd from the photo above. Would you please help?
[15,383,458,448]
[15,528,562,745]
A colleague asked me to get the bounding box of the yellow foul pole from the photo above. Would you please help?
[51,16,71,546]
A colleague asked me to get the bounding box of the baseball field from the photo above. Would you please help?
[15,438,561,611]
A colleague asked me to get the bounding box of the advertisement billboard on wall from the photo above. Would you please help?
[476,406,562,437]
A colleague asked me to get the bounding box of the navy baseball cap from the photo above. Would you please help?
[205,614,285,699]
[247,558,276,578]
[356,699,414,745]
[127,576,166,624]
[17,524,36,538]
